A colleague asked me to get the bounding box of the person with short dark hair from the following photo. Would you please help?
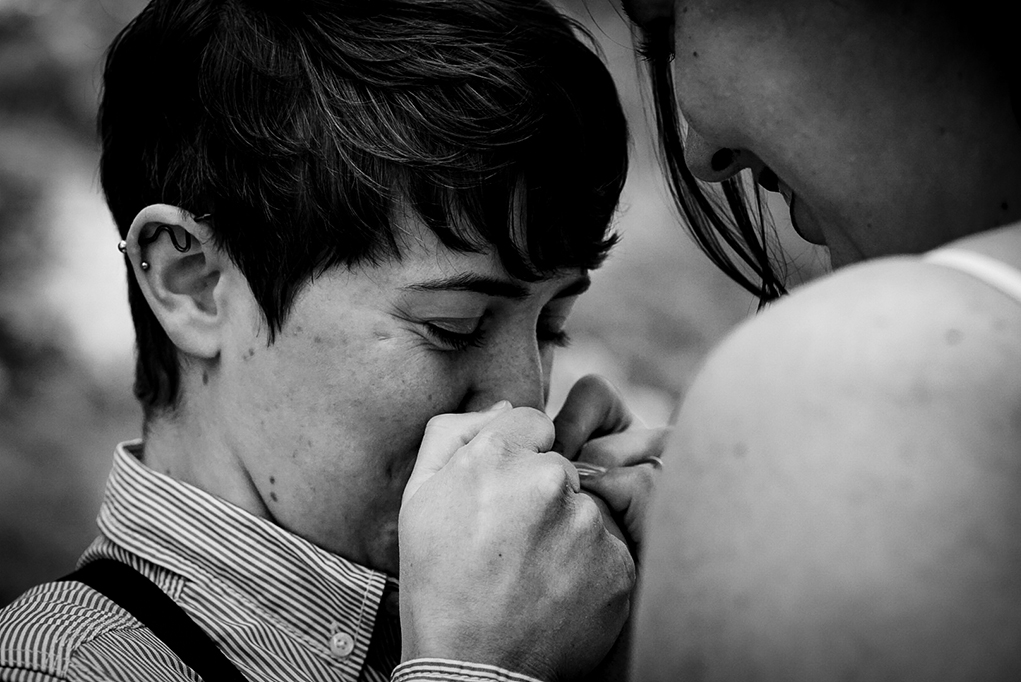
[0,2,664,680]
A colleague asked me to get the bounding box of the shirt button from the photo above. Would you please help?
[329,631,355,658]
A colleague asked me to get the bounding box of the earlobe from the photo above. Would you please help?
[125,204,226,359]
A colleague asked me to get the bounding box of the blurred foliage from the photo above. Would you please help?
[0,0,145,603]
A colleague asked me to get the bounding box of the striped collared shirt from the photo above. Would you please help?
[0,441,541,682]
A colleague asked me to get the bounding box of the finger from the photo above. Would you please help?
[577,427,671,469]
[541,452,581,493]
[403,401,512,504]
[466,406,556,459]
[579,464,659,549]
[579,489,627,546]
[579,463,658,508]
[552,375,636,460]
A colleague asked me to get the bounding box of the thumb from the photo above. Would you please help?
[403,401,512,505]
[553,375,635,460]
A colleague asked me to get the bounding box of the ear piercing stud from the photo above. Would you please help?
[117,239,149,270]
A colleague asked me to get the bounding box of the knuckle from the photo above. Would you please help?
[514,405,546,419]
[620,548,637,587]
[613,551,637,593]
[531,460,569,499]
[595,529,636,592]
[573,492,605,533]
[468,430,510,456]
[511,407,555,448]
[424,412,457,433]
[577,373,618,396]
[516,405,554,429]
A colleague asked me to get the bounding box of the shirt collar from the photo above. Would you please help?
[96,440,389,669]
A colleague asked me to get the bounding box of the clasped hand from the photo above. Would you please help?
[398,375,668,680]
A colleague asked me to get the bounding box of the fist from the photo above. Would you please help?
[399,404,635,680]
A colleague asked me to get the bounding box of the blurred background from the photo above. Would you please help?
[0,0,827,605]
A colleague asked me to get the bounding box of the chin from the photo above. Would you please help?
[367,519,401,577]
[375,548,400,578]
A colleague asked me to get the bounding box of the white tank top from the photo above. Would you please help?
[923,247,1021,304]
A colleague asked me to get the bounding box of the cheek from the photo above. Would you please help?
[673,59,733,143]
[673,11,769,146]
[542,348,556,395]
[258,327,472,454]
[270,352,473,502]
[327,351,469,442]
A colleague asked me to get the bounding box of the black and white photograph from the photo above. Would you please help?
[0,1,1016,680]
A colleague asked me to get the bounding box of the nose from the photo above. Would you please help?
[622,0,673,26]
[461,333,547,413]
[683,125,755,183]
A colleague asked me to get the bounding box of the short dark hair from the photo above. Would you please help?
[99,0,628,419]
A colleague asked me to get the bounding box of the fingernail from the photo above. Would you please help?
[574,462,608,480]
[484,400,511,412]
[639,455,664,470]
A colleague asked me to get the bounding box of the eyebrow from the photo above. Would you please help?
[405,273,591,300]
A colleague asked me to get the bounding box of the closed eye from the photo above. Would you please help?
[423,319,486,352]
[538,326,571,348]
[537,311,572,348]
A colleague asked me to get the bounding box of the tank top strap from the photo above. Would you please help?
[923,247,1021,305]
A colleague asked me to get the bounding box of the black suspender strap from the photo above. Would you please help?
[61,558,248,682]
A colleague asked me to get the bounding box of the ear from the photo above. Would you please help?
[124,204,231,359]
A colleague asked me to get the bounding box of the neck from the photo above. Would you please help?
[141,389,274,522]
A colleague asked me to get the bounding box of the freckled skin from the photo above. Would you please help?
[143,218,582,576]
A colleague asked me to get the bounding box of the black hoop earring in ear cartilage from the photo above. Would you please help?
[140,261,150,271]
[139,224,193,253]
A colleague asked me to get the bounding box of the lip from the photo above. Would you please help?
[777,179,797,210]
[757,169,826,246]
[780,185,827,246]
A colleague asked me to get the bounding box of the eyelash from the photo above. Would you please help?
[538,327,572,348]
[423,320,572,352]
[424,323,487,352]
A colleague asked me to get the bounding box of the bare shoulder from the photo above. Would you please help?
[690,254,1021,454]
[633,256,1021,681]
